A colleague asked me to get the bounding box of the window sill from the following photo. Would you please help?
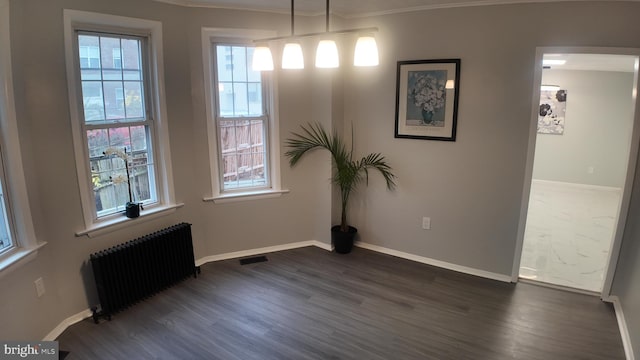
[203,189,290,204]
[75,203,184,238]
[0,241,48,280]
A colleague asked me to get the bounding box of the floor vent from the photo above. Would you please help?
[239,255,268,265]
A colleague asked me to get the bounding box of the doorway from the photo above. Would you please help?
[514,48,640,296]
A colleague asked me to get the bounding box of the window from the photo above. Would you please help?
[203,28,286,203]
[0,0,42,273]
[214,45,268,190]
[65,10,177,234]
[77,32,156,217]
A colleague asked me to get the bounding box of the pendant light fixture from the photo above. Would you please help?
[315,0,339,68]
[281,0,304,69]
[252,46,274,71]
[353,35,379,67]
[252,0,380,71]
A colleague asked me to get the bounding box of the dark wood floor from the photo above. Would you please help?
[57,246,625,359]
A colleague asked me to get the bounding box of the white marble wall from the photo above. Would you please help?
[519,180,621,292]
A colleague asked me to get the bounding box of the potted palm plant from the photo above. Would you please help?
[285,123,396,253]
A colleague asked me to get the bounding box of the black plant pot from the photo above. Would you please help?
[125,202,141,218]
[331,225,357,254]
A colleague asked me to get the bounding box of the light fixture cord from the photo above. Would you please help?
[325,0,330,32]
[291,0,295,35]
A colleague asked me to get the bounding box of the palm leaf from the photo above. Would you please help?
[285,123,396,231]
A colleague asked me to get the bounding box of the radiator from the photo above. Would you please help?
[90,223,199,322]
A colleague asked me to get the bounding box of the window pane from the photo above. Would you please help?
[231,46,247,82]
[112,48,122,69]
[100,37,121,70]
[0,181,13,253]
[233,83,248,116]
[235,119,250,152]
[216,45,232,82]
[103,69,122,81]
[122,39,141,71]
[103,81,125,119]
[238,153,252,182]
[108,128,130,152]
[86,129,109,158]
[81,69,101,81]
[248,82,262,116]
[82,81,105,121]
[219,120,236,153]
[78,33,145,124]
[124,81,144,118]
[218,82,233,116]
[78,35,100,68]
[252,153,266,185]
[130,151,152,203]
[222,154,238,186]
[130,126,147,152]
[91,125,155,216]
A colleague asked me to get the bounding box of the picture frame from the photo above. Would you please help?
[395,59,460,141]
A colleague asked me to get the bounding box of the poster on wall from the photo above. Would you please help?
[538,88,567,134]
[394,59,460,141]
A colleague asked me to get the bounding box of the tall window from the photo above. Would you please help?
[76,32,156,218]
[214,45,268,191]
[65,10,176,234]
[0,0,40,267]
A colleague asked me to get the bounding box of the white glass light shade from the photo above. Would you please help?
[315,40,339,68]
[282,43,304,69]
[353,36,379,67]
[252,46,274,71]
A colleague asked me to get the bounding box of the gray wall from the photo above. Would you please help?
[533,69,634,188]
[2,0,331,341]
[1,0,640,355]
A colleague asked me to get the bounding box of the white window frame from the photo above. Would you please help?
[0,0,45,277]
[201,28,287,203]
[64,10,180,237]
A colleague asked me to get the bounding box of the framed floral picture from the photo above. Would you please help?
[395,59,460,141]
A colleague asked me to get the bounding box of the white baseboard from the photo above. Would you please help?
[356,242,513,283]
[609,296,635,360]
[195,240,331,266]
[532,179,622,193]
[43,308,93,341]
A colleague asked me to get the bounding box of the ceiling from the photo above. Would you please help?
[544,54,638,73]
[153,0,640,72]
[153,0,637,17]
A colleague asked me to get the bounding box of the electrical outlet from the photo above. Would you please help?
[422,217,431,230]
[34,277,45,298]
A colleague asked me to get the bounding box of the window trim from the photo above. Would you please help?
[64,10,177,235]
[201,28,286,203]
[0,0,45,277]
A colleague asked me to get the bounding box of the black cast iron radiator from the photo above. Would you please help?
[90,222,199,323]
